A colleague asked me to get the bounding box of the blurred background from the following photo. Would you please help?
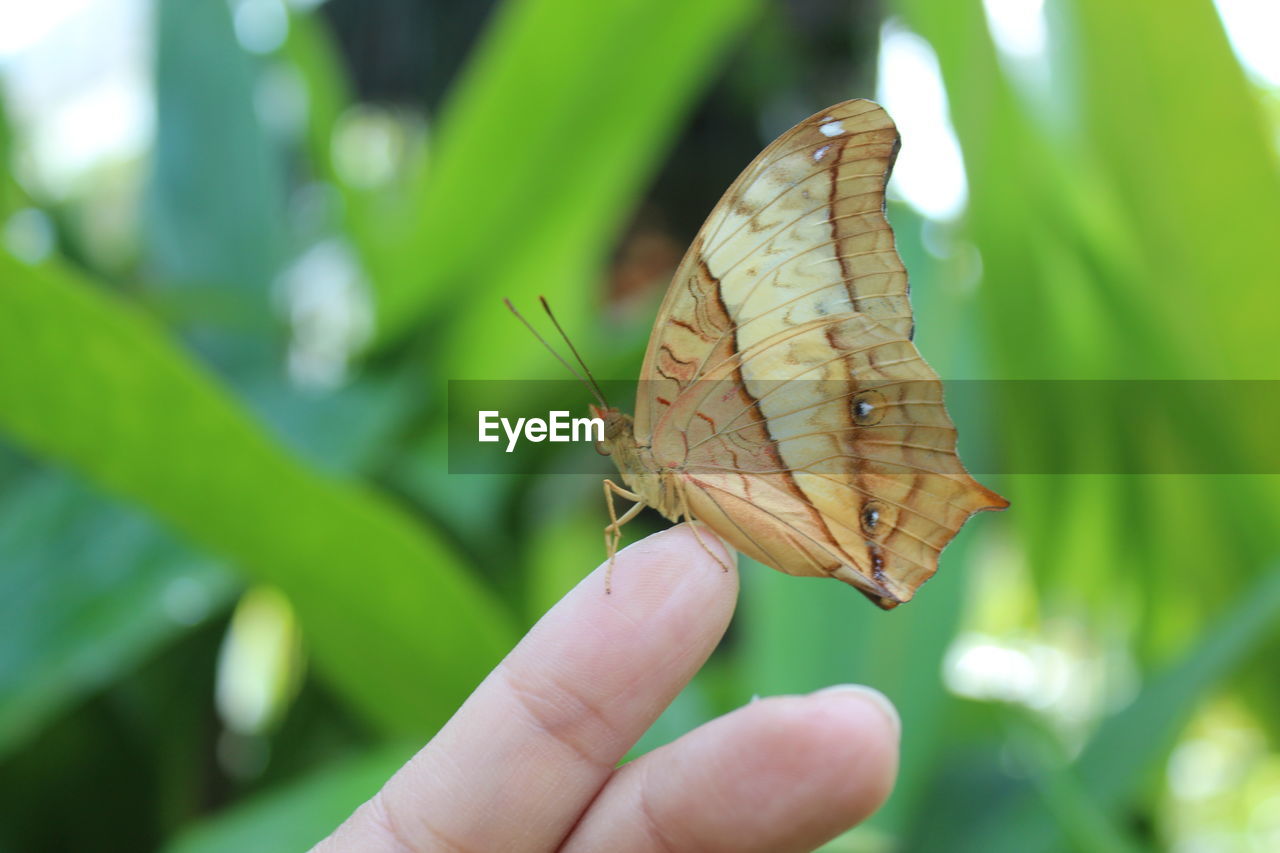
[2,0,1279,850]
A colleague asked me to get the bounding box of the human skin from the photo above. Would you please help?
[314,523,900,852]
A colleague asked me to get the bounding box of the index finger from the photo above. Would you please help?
[318,523,737,852]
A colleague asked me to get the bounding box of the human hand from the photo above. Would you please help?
[315,523,900,852]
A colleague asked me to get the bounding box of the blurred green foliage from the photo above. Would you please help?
[1,0,1277,850]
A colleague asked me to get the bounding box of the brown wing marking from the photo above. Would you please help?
[825,122,905,329]
[681,472,897,605]
[644,245,732,422]
[645,253,853,584]
[669,313,1004,604]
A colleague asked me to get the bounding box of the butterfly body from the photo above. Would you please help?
[593,406,684,522]
[595,100,1006,609]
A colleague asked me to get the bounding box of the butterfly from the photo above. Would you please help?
[517,100,1006,608]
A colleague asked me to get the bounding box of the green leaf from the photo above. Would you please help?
[968,567,1280,853]
[1067,0,1280,380]
[146,0,287,301]
[0,92,18,215]
[999,709,1145,853]
[525,499,610,622]
[893,0,1280,636]
[371,0,760,358]
[1077,567,1280,809]
[279,11,351,188]
[0,471,235,757]
[0,251,515,736]
[889,3,1280,846]
[164,745,415,853]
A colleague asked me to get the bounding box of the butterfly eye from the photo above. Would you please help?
[851,390,886,426]
[861,501,885,536]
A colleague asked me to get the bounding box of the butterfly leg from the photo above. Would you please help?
[603,478,644,594]
[678,482,734,574]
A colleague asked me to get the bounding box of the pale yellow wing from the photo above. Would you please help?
[635,99,910,437]
[629,99,1005,607]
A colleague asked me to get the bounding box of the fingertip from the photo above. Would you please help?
[564,691,900,851]
[795,687,901,818]
[812,684,901,741]
[567,523,738,652]
[650,522,736,572]
[610,522,738,593]
[688,520,737,568]
[723,690,899,825]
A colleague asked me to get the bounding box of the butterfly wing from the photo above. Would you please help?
[633,99,1005,608]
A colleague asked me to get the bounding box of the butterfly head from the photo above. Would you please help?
[589,404,634,456]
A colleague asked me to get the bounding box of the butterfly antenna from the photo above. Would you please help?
[504,299,608,409]
[539,296,609,408]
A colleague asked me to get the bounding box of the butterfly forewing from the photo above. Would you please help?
[631,99,1005,608]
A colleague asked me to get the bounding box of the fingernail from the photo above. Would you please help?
[814,684,901,739]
